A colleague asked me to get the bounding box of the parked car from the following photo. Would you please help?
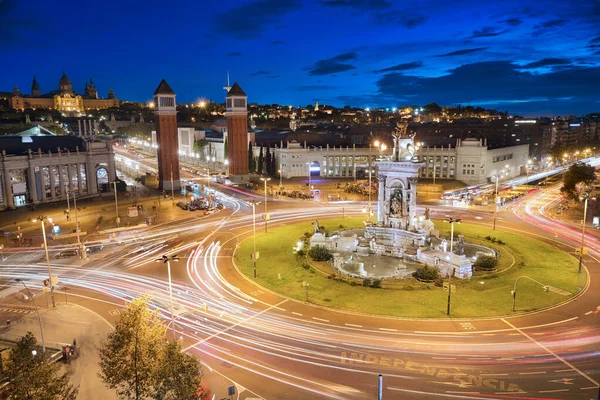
[54,249,78,258]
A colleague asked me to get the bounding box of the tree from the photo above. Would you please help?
[193,139,208,160]
[265,145,272,175]
[99,296,167,400]
[99,296,204,400]
[257,146,264,175]
[248,142,254,172]
[412,265,440,281]
[473,255,498,271]
[270,152,277,177]
[2,332,79,400]
[561,162,596,201]
[308,245,332,261]
[153,341,203,400]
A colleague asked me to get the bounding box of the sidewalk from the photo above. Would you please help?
[0,303,116,400]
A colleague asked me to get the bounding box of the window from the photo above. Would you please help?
[226,99,232,108]
[234,99,246,108]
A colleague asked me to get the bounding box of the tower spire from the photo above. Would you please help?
[223,71,232,92]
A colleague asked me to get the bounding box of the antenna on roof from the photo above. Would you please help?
[223,71,231,92]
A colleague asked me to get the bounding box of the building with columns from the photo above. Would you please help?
[0,132,116,210]
[256,138,529,185]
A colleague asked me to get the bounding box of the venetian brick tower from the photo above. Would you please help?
[225,82,249,183]
[153,79,181,191]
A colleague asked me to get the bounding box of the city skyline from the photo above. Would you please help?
[2,0,600,116]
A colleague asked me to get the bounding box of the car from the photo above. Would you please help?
[85,244,104,254]
[54,249,78,258]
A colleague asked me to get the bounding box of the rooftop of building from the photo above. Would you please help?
[154,79,175,95]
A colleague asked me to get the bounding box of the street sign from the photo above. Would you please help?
[443,282,456,293]
[575,247,589,255]
[262,213,270,221]
[128,207,139,217]
[251,252,259,260]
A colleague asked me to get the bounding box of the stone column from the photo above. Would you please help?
[377,175,385,224]
[76,164,82,193]
[408,177,418,223]
[67,163,74,195]
[27,163,38,203]
[58,165,65,198]
[344,157,349,177]
[86,161,98,194]
[50,166,57,200]
[2,162,14,209]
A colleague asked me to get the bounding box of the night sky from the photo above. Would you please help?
[2,0,600,116]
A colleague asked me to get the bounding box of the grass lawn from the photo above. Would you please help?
[234,217,585,318]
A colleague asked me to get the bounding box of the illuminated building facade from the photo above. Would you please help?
[9,72,119,113]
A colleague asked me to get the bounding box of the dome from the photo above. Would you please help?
[59,71,71,86]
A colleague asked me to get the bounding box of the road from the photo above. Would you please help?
[1,154,599,399]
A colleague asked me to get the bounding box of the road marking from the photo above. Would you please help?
[584,311,593,315]
[481,373,508,376]
[414,316,578,335]
[183,299,288,351]
[460,322,476,330]
[291,312,302,316]
[379,328,397,332]
[539,389,570,393]
[345,323,362,328]
[432,357,456,360]
[555,369,572,373]
[501,318,599,387]
[519,371,545,375]
[312,317,329,323]
[581,386,598,390]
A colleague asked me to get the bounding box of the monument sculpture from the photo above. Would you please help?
[309,124,488,279]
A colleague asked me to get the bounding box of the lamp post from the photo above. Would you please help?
[15,279,45,352]
[512,276,550,312]
[260,177,271,232]
[65,182,71,213]
[493,175,499,230]
[71,188,86,259]
[111,181,120,228]
[33,216,55,308]
[156,254,179,340]
[249,201,261,278]
[578,193,595,274]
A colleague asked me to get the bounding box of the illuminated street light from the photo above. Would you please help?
[156,254,180,340]
[31,216,55,307]
[260,177,271,232]
[15,279,46,352]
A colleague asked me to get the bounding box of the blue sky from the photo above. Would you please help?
[2,0,600,116]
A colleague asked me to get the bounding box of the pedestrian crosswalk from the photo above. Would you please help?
[0,307,33,314]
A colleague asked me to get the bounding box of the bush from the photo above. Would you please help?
[496,239,505,245]
[296,249,305,257]
[363,278,372,287]
[308,245,332,261]
[412,265,440,281]
[370,279,382,288]
[301,263,311,270]
[473,255,498,270]
[434,277,444,287]
[350,281,358,286]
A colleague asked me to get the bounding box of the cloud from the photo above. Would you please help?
[227,52,243,57]
[213,0,301,40]
[251,70,270,76]
[532,19,567,36]
[471,26,506,38]
[373,61,423,73]
[375,61,600,113]
[296,84,339,92]
[500,17,522,26]
[520,58,572,69]
[435,47,487,57]
[319,0,391,11]
[307,52,357,75]
[375,12,427,28]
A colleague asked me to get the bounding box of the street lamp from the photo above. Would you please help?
[249,201,261,278]
[32,216,55,308]
[526,159,532,186]
[15,279,45,352]
[260,177,271,232]
[512,276,550,312]
[156,254,179,339]
[69,188,86,260]
[493,175,499,230]
[110,181,120,228]
[578,193,595,274]
[444,218,461,255]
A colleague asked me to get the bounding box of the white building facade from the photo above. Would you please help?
[0,139,116,209]
[254,138,529,185]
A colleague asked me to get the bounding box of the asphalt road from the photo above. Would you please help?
[1,154,599,399]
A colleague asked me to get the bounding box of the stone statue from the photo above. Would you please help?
[390,191,403,216]
[312,220,320,234]
[391,121,416,162]
[455,235,465,255]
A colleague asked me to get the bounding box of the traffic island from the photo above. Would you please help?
[234,217,585,318]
